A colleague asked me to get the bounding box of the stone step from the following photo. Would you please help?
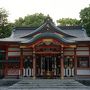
[9,79,87,89]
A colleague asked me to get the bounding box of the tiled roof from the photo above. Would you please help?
[12,25,87,38]
[62,29,87,38]
[58,26,82,30]
[0,17,89,43]
[58,26,87,38]
[13,29,34,38]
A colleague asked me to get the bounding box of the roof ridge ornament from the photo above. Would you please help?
[44,15,53,23]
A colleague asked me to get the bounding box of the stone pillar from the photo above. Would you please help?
[20,48,23,77]
[33,48,36,79]
[61,46,64,79]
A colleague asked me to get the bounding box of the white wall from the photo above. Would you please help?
[8,48,20,51]
[23,52,32,55]
[64,48,74,50]
[76,51,89,55]
[7,69,19,75]
[77,69,90,75]
[76,47,89,55]
[64,51,74,55]
[8,52,20,56]
[8,47,20,56]
[77,47,89,50]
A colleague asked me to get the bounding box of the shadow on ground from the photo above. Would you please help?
[0,80,19,86]
[77,80,90,86]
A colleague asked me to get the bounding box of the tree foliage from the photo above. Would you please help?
[0,23,12,38]
[57,18,80,26]
[14,13,47,27]
[0,8,8,25]
[0,8,12,38]
[80,5,90,36]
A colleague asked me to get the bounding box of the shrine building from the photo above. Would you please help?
[0,17,90,79]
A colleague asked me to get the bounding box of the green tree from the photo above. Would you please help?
[14,13,47,27]
[80,5,90,36]
[0,8,12,38]
[0,8,8,25]
[0,23,12,38]
[14,17,24,27]
[57,18,80,26]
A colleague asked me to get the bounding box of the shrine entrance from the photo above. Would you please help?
[34,40,62,78]
[21,39,75,79]
[36,54,61,78]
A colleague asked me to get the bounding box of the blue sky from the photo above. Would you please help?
[0,0,90,22]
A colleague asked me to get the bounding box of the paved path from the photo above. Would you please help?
[0,79,90,90]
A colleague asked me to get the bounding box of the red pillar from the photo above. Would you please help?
[33,47,36,79]
[89,45,90,68]
[61,46,64,79]
[4,46,8,77]
[74,47,77,76]
[20,48,23,76]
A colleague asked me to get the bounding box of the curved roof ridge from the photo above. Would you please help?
[21,33,75,44]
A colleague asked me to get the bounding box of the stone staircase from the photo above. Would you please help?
[9,79,88,89]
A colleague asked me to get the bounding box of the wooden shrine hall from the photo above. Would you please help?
[0,17,90,79]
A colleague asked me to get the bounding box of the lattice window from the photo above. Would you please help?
[77,57,89,68]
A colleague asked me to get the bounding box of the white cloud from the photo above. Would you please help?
[0,0,90,22]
